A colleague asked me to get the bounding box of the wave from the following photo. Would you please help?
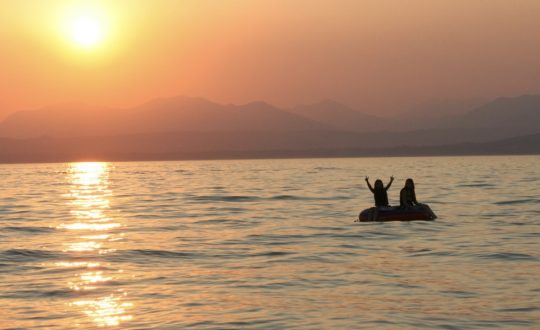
[247,233,309,241]
[1,288,97,299]
[494,199,538,205]
[0,249,62,262]
[270,194,349,201]
[457,183,496,188]
[1,226,55,234]
[191,195,261,202]
[106,249,200,262]
[479,252,537,261]
[496,307,539,313]
[189,194,350,202]
[251,251,294,257]
[270,194,304,200]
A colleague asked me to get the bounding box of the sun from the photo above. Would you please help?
[70,16,104,48]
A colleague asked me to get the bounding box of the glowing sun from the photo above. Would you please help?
[70,16,104,48]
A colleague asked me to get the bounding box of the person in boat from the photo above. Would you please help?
[399,178,418,209]
[365,176,394,207]
[398,178,437,219]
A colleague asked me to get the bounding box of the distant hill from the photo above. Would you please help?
[453,95,540,133]
[383,95,540,134]
[0,131,538,163]
[404,98,486,117]
[0,94,539,162]
[288,100,391,132]
[0,103,121,138]
[0,96,327,139]
[380,132,540,156]
[1,94,539,139]
[393,98,486,131]
[127,96,327,133]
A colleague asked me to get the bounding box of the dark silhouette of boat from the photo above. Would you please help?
[358,204,437,222]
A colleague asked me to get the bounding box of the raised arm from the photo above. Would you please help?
[385,176,394,190]
[365,176,374,193]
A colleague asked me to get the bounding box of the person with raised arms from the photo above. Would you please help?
[365,176,394,207]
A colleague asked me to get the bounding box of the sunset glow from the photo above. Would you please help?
[2,1,540,117]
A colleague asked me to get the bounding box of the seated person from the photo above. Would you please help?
[400,178,419,208]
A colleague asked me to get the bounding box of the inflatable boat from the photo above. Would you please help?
[358,204,437,222]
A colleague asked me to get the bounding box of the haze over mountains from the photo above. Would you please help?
[0,94,539,162]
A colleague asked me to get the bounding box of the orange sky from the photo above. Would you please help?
[1,0,540,118]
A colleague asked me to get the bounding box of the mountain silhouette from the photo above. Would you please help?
[0,96,327,139]
[0,94,538,162]
[2,94,539,139]
[125,96,328,133]
[454,95,540,132]
[0,103,120,138]
[288,100,391,132]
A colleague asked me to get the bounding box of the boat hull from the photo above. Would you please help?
[358,204,436,222]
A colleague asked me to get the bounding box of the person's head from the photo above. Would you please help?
[405,178,415,190]
[374,179,384,190]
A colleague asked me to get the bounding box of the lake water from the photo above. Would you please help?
[1,156,539,329]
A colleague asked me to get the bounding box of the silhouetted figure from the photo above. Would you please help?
[399,178,436,218]
[365,176,394,207]
[400,178,418,208]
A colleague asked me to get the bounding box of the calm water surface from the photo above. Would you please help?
[1,156,539,329]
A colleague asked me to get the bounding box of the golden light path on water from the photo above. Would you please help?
[56,162,133,327]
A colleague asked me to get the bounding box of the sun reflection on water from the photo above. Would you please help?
[56,162,133,326]
[58,222,120,231]
[65,241,103,252]
[70,162,109,186]
[54,261,101,268]
[71,296,133,327]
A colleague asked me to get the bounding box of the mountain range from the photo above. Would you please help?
[0,94,539,162]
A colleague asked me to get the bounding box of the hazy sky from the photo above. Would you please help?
[1,0,540,118]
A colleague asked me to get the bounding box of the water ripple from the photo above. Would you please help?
[1,156,539,329]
